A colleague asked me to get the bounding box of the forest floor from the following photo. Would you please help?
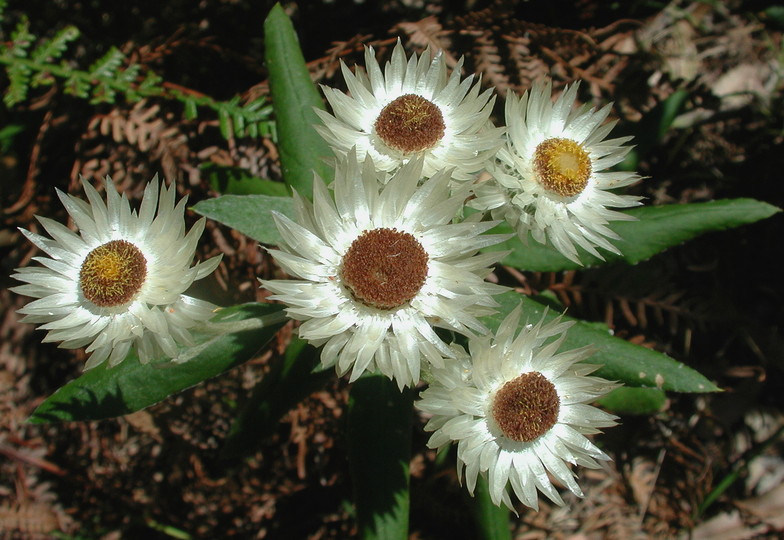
[1,0,783,538]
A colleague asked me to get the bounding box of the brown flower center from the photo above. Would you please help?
[533,137,592,197]
[374,94,446,154]
[341,228,428,310]
[79,239,147,307]
[492,372,560,442]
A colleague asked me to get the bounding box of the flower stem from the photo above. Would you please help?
[348,374,413,539]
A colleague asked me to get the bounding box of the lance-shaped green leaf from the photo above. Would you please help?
[484,199,780,272]
[484,292,720,393]
[598,386,667,415]
[264,3,333,195]
[29,303,288,423]
[192,194,294,245]
[348,375,412,540]
[221,337,333,460]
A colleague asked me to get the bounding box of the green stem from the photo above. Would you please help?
[348,374,413,540]
[472,474,513,540]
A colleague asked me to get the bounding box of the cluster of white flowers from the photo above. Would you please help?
[263,41,630,511]
[11,40,632,513]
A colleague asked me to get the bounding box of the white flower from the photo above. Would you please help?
[417,304,618,510]
[472,80,642,264]
[11,177,222,369]
[315,40,503,181]
[260,151,509,389]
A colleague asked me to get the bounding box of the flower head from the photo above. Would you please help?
[260,151,509,389]
[11,177,222,369]
[417,305,618,510]
[316,40,503,181]
[472,80,642,264]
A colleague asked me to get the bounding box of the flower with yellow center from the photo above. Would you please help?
[11,177,222,369]
[315,40,504,181]
[471,80,642,264]
[260,150,510,389]
[417,305,618,510]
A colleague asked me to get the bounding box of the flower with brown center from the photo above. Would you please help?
[12,177,222,369]
[260,151,510,389]
[373,94,446,154]
[491,372,560,443]
[417,305,619,511]
[341,228,428,310]
[316,40,504,181]
[79,239,148,307]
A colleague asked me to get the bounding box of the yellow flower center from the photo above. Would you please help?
[79,239,147,307]
[492,372,560,442]
[341,228,428,310]
[533,137,592,197]
[374,94,446,154]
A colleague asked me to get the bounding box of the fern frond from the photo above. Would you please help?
[4,60,31,107]
[138,71,163,92]
[170,90,275,139]
[0,13,275,140]
[63,69,90,99]
[90,81,118,104]
[30,25,79,64]
[0,0,8,26]
[88,46,125,78]
[8,16,34,58]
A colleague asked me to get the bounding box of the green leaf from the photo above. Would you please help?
[218,107,232,139]
[29,303,287,423]
[763,5,784,30]
[192,194,294,245]
[485,199,781,271]
[221,337,333,460]
[263,3,333,195]
[598,386,667,415]
[184,97,198,120]
[201,163,288,196]
[348,375,412,540]
[484,292,720,393]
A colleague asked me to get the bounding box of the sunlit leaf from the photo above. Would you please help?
[264,3,333,195]
[484,292,720,393]
[598,386,667,415]
[29,303,287,423]
[192,194,293,245]
[484,199,781,271]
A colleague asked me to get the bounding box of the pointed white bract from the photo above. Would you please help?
[11,177,222,369]
[472,80,642,264]
[417,305,618,511]
[260,151,509,389]
[316,40,503,181]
